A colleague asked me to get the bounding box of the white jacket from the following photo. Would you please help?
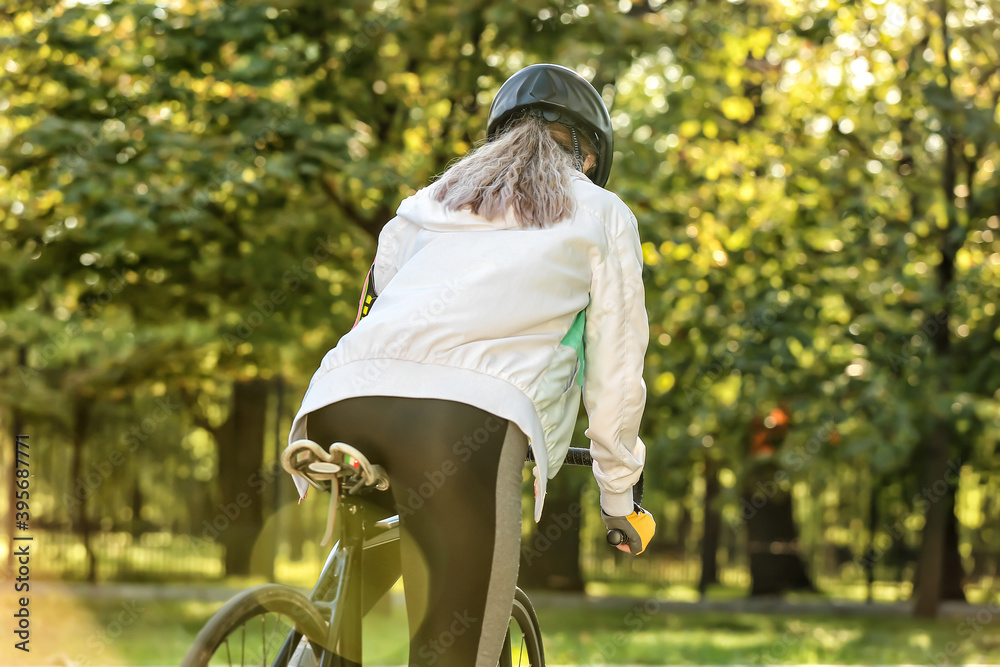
[288,173,648,520]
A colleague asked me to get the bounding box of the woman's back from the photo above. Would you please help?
[326,174,636,383]
[299,171,645,519]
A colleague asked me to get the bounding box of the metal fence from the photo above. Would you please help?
[25,531,223,581]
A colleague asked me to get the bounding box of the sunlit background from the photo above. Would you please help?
[1,0,999,663]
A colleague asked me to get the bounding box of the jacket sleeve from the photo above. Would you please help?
[372,214,420,294]
[582,203,649,517]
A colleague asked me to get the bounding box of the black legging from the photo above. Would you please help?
[306,396,526,667]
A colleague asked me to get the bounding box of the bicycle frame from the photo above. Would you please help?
[272,489,401,667]
[267,445,626,667]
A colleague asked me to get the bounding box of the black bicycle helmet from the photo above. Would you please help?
[487,63,615,188]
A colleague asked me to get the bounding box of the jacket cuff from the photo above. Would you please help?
[600,489,635,517]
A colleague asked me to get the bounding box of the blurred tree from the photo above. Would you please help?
[1,0,997,600]
[611,0,999,609]
[0,0,368,574]
[743,408,817,595]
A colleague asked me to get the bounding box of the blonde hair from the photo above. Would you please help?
[432,115,596,228]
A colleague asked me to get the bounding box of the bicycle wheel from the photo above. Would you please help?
[181,584,332,667]
[499,587,544,667]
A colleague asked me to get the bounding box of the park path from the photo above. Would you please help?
[33,580,993,619]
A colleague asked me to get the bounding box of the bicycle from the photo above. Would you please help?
[181,439,639,667]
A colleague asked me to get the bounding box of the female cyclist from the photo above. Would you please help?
[286,63,655,667]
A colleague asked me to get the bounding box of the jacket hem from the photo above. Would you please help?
[288,358,551,520]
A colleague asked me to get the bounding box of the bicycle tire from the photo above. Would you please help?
[500,587,545,667]
[181,584,331,667]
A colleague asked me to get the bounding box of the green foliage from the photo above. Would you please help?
[1,0,999,588]
[606,0,1000,499]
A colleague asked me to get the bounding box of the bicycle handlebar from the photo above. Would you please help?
[606,529,628,546]
[527,446,645,548]
[525,445,591,467]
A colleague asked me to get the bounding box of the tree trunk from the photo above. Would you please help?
[864,476,879,603]
[912,436,966,610]
[70,398,97,583]
[744,463,816,596]
[914,429,951,616]
[941,492,966,600]
[213,379,269,577]
[913,0,965,618]
[698,457,721,596]
[268,376,285,580]
[130,478,143,537]
[275,377,304,561]
[518,471,585,591]
[743,409,816,596]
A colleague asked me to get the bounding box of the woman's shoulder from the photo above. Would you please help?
[570,175,638,236]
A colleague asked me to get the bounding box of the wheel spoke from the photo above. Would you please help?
[208,613,316,665]
[184,585,331,667]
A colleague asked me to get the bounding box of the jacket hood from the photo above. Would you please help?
[395,184,521,232]
[396,174,594,233]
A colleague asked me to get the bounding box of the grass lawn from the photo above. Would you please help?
[3,584,998,665]
[536,606,999,665]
